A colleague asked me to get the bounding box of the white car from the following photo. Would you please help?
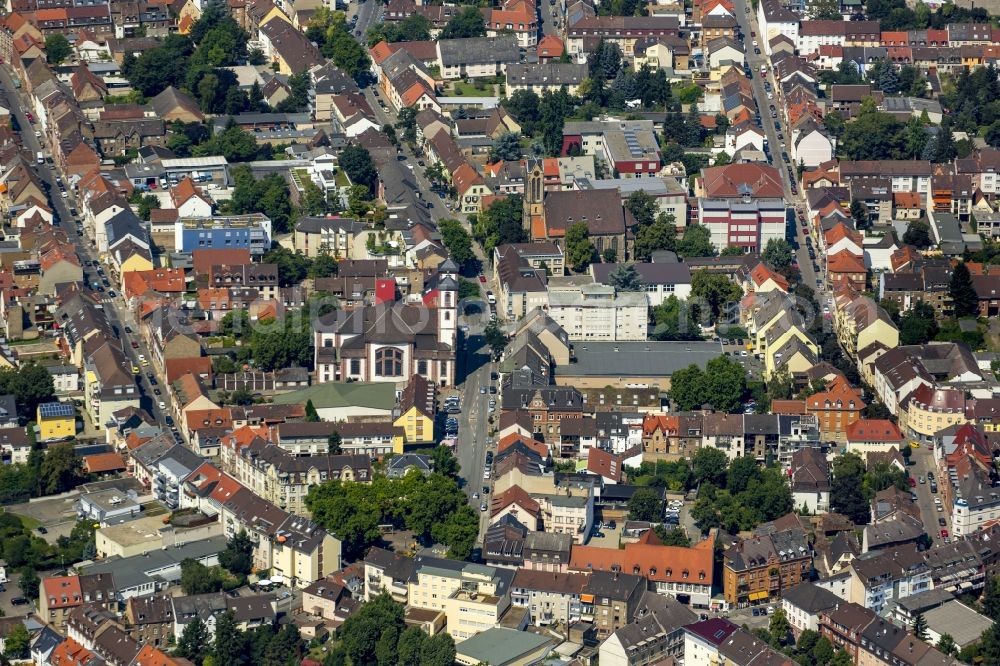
[752,40,758,47]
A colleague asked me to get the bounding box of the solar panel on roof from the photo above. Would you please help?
[39,402,74,418]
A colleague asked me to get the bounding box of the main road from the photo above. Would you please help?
[0,66,176,431]
[730,0,827,309]
[344,10,500,543]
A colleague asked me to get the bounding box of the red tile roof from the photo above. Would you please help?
[43,575,82,609]
[84,452,126,473]
[165,357,212,384]
[845,419,903,442]
[570,529,716,586]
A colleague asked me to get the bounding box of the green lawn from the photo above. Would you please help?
[10,512,41,529]
[448,80,493,97]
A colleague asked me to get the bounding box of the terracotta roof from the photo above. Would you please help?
[452,162,485,195]
[700,163,784,198]
[537,34,564,57]
[186,408,233,431]
[824,222,862,249]
[846,419,903,442]
[191,248,252,275]
[770,399,807,414]
[586,447,624,482]
[827,251,867,274]
[170,177,210,208]
[807,376,865,411]
[84,452,126,473]
[399,80,433,108]
[491,484,541,517]
[370,40,395,64]
[43,575,82,609]
[571,530,716,586]
[749,262,789,291]
[498,432,549,459]
[164,357,212,384]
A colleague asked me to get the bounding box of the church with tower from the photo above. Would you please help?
[522,157,632,262]
[312,259,459,386]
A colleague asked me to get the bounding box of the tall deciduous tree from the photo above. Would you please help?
[565,222,595,272]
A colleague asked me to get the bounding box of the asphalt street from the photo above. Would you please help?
[0,66,177,432]
[731,0,825,308]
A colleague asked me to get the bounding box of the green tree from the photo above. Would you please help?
[39,443,84,495]
[769,608,792,646]
[980,621,1000,666]
[810,636,835,665]
[176,616,210,662]
[831,453,869,524]
[912,612,929,640]
[397,627,427,666]
[180,558,224,594]
[565,222,595,272]
[328,431,342,454]
[950,261,979,317]
[677,224,715,257]
[634,213,678,260]
[691,447,729,487]
[45,34,72,64]
[899,301,939,345]
[625,190,658,228]
[420,634,457,666]
[262,246,311,287]
[808,0,842,19]
[484,320,509,358]
[702,356,748,413]
[474,195,526,253]
[213,611,246,666]
[983,575,1000,621]
[219,529,254,577]
[339,593,405,666]
[628,488,663,521]
[669,363,706,411]
[489,132,523,162]
[338,145,378,197]
[936,633,957,656]
[18,565,39,599]
[762,239,794,270]
[304,400,320,422]
[608,263,642,291]
[850,199,869,228]
[651,295,702,341]
[438,219,475,267]
[4,622,30,658]
[441,6,486,38]
[651,525,691,546]
[903,219,933,249]
[690,270,742,323]
[0,362,56,417]
[727,456,761,494]
[308,252,339,279]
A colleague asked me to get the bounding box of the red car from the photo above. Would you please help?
[131,341,139,349]
[25,112,33,122]
[908,477,917,487]
[478,275,487,284]
[940,529,949,538]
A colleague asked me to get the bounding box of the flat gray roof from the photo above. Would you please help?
[566,341,724,377]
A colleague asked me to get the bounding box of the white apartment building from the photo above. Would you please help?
[547,284,648,341]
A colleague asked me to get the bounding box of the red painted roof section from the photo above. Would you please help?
[375,278,396,304]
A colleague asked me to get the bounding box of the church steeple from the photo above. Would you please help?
[524,157,545,235]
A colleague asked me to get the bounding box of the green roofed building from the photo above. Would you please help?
[272,382,398,421]
[454,627,553,666]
